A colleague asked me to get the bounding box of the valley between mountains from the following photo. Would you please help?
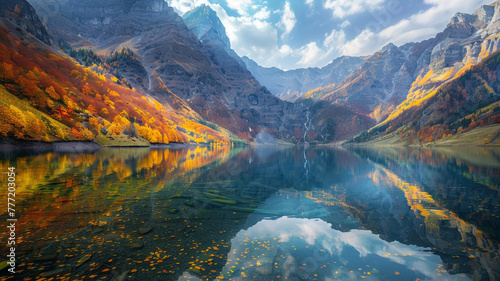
[1,0,500,146]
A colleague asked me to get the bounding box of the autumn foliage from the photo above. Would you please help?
[0,27,229,145]
[350,49,500,144]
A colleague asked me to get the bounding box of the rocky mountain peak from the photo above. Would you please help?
[441,13,475,39]
[381,43,398,53]
[182,4,231,49]
[448,12,477,26]
[182,5,248,69]
[473,4,495,24]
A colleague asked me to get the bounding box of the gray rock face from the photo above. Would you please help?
[51,0,175,43]
[182,5,247,69]
[473,4,495,25]
[183,4,230,50]
[0,0,51,45]
[429,2,500,70]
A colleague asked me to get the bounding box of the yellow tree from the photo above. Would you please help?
[45,86,61,100]
[9,105,27,129]
[89,117,101,135]
[87,104,97,115]
[100,107,109,116]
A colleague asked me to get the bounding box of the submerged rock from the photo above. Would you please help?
[138,225,153,235]
[75,253,93,268]
[124,242,143,250]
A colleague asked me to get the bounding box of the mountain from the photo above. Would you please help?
[292,1,500,115]
[27,0,309,143]
[0,0,230,146]
[349,49,500,146]
[182,4,230,49]
[242,55,364,102]
[302,42,420,120]
[240,1,500,144]
[302,1,500,144]
[4,0,500,146]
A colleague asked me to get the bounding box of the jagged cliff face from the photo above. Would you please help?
[182,4,246,69]
[0,0,50,45]
[300,40,429,121]
[182,4,230,50]
[28,0,307,142]
[305,43,416,118]
[431,4,500,70]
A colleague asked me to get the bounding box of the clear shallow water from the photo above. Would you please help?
[0,146,499,280]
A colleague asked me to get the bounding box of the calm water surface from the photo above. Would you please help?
[0,146,499,281]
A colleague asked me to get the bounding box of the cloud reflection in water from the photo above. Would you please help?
[211,217,469,280]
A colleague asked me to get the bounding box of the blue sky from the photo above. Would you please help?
[166,0,493,70]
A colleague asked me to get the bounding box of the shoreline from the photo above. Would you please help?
[1,138,499,152]
[0,139,101,152]
[150,143,212,150]
[341,141,500,148]
[0,139,232,152]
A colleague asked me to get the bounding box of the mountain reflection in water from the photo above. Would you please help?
[0,146,498,280]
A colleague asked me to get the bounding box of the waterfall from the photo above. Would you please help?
[303,110,310,145]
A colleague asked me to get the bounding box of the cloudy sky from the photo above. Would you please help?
[166,0,493,70]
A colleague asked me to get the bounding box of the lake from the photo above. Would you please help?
[0,145,499,280]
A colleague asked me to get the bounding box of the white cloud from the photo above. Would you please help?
[324,29,346,51]
[279,44,293,56]
[211,5,283,64]
[254,7,271,20]
[166,0,209,15]
[305,0,314,7]
[225,0,252,16]
[213,0,300,70]
[378,19,437,46]
[340,29,379,56]
[340,20,351,28]
[278,1,297,38]
[324,0,384,18]
[219,217,456,281]
[297,42,326,66]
